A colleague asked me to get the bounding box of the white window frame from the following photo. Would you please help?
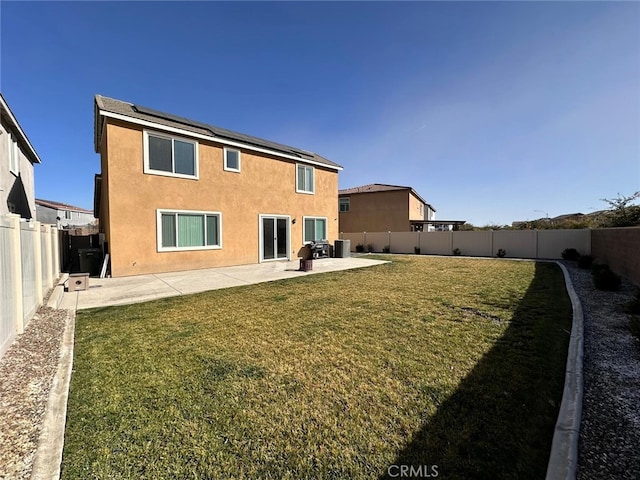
[302,216,328,243]
[143,130,199,180]
[258,214,291,262]
[8,133,19,176]
[156,209,222,252]
[296,164,315,194]
[223,147,241,173]
[339,197,350,213]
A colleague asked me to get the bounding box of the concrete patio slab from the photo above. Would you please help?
[60,257,387,310]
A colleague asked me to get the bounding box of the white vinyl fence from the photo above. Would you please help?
[340,229,591,259]
[0,214,60,357]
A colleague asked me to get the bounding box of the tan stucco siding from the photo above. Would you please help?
[99,125,111,248]
[103,120,338,276]
[408,192,425,221]
[338,190,410,233]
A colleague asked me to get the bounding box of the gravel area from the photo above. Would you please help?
[563,262,640,480]
[0,306,70,480]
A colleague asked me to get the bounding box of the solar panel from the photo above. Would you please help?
[133,104,212,132]
[133,104,322,162]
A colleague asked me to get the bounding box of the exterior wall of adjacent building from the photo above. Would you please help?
[36,204,96,227]
[0,119,36,219]
[409,191,427,222]
[99,119,339,276]
[338,190,411,233]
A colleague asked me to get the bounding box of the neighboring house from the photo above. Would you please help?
[338,184,436,232]
[94,95,342,277]
[0,93,41,219]
[35,198,96,228]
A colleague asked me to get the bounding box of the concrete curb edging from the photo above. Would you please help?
[30,308,76,480]
[46,274,69,310]
[545,261,584,480]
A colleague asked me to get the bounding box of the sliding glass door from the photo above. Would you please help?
[261,216,289,261]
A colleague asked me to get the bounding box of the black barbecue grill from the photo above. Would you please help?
[307,241,330,259]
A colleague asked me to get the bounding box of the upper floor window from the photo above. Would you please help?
[144,131,198,179]
[339,197,350,212]
[8,133,19,175]
[296,164,314,194]
[64,210,72,219]
[224,147,241,172]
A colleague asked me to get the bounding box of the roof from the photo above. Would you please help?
[35,198,94,214]
[0,93,42,164]
[339,183,435,211]
[94,95,342,171]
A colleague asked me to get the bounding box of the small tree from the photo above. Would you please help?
[600,191,640,227]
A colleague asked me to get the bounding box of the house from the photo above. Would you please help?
[36,198,96,228]
[93,95,342,277]
[0,93,41,219]
[338,184,436,233]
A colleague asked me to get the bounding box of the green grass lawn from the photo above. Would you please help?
[61,256,571,479]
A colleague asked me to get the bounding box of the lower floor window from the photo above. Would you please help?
[303,216,327,243]
[158,210,221,251]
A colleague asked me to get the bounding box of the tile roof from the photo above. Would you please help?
[35,198,93,214]
[94,95,342,170]
[338,183,435,211]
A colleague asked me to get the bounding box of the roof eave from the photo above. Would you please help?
[0,93,42,164]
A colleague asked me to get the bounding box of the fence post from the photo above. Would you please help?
[8,215,24,334]
[534,230,539,259]
[34,221,43,305]
[43,224,53,288]
[51,226,60,278]
[490,230,494,257]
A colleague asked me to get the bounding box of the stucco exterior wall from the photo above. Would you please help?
[339,190,410,233]
[408,192,425,221]
[101,120,338,276]
[0,119,36,219]
[35,205,58,224]
[36,204,95,227]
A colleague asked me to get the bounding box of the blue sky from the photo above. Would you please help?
[2,1,638,226]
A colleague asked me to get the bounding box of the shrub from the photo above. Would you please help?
[592,265,621,291]
[383,245,390,253]
[414,246,421,255]
[577,255,594,269]
[355,244,364,253]
[561,248,580,261]
[496,249,506,258]
[453,248,461,256]
[367,244,374,253]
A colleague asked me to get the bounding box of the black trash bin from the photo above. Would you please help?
[78,248,103,276]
